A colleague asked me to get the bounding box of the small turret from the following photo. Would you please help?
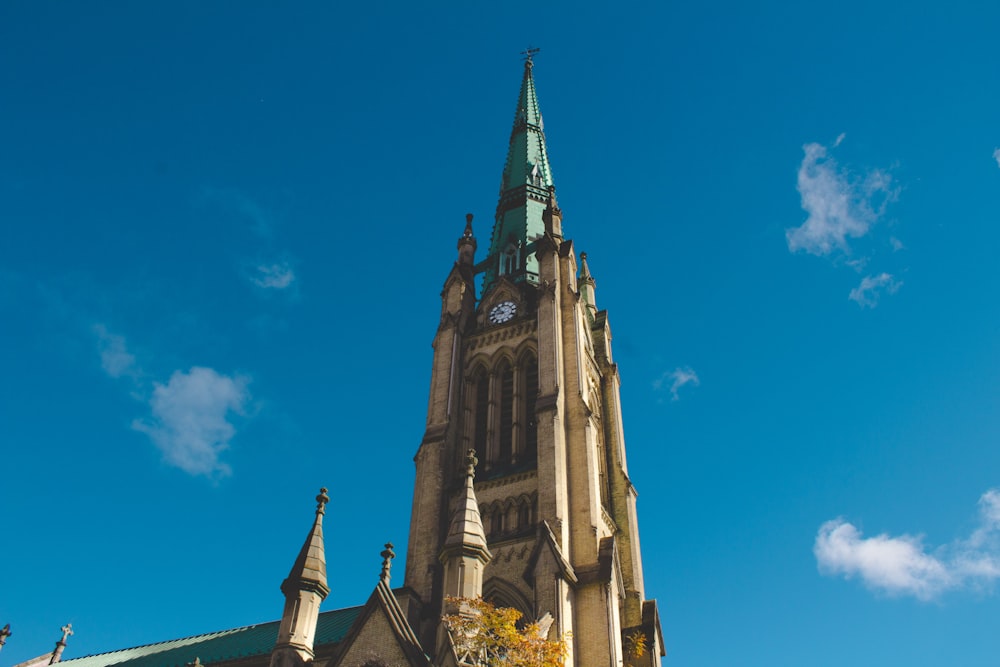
[439,450,492,603]
[437,451,492,661]
[578,252,597,320]
[458,213,476,265]
[270,488,331,667]
[542,185,562,238]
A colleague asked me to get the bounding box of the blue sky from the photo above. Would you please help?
[2,2,1000,665]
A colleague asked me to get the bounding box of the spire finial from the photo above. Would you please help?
[315,487,329,515]
[51,623,73,663]
[380,542,396,583]
[464,213,474,238]
[521,46,540,67]
[464,449,478,478]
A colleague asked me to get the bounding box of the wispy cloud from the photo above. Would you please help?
[993,148,1000,168]
[654,367,700,401]
[786,135,897,257]
[132,367,250,478]
[848,272,902,308]
[815,489,1000,600]
[94,324,137,379]
[201,187,275,238]
[251,262,295,289]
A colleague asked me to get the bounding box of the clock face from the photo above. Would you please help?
[488,300,517,325]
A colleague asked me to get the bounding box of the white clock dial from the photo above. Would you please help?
[488,300,517,324]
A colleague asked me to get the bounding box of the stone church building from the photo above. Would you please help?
[18,57,665,667]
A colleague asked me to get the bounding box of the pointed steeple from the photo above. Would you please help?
[441,450,491,562]
[482,53,557,293]
[270,488,331,667]
[437,451,493,658]
[439,450,491,604]
[281,488,330,598]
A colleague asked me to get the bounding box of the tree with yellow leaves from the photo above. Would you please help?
[442,597,568,667]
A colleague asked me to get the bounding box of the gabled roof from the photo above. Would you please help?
[12,651,54,667]
[524,520,577,586]
[332,580,429,667]
[57,607,362,667]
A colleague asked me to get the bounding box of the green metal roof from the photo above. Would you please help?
[482,57,555,294]
[58,607,362,667]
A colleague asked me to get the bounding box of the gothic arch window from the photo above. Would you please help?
[497,359,514,465]
[483,578,533,621]
[491,511,504,537]
[517,500,532,531]
[466,349,539,475]
[471,365,489,460]
[500,243,519,276]
[519,352,539,465]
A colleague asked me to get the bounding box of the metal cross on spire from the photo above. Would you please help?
[521,46,540,64]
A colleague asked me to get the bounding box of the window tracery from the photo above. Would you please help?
[466,350,539,473]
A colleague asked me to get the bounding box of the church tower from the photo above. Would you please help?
[404,56,664,666]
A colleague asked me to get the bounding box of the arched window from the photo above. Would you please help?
[518,502,532,530]
[499,241,520,277]
[466,351,539,475]
[521,354,538,464]
[491,512,504,537]
[472,367,489,459]
[484,579,534,624]
[497,361,514,465]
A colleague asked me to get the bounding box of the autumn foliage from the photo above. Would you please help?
[442,597,569,667]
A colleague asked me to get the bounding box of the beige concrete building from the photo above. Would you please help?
[17,56,664,667]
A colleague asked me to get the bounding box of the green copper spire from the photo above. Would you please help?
[482,54,555,294]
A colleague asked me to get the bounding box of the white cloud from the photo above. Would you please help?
[251,262,295,289]
[132,367,249,478]
[848,272,902,308]
[993,147,1000,168]
[815,488,1000,600]
[93,324,137,379]
[653,367,700,401]
[889,236,905,252]
[786,137,897,256]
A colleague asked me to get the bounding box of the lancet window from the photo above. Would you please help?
[465,351,539,472]
[481,494,537,541]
